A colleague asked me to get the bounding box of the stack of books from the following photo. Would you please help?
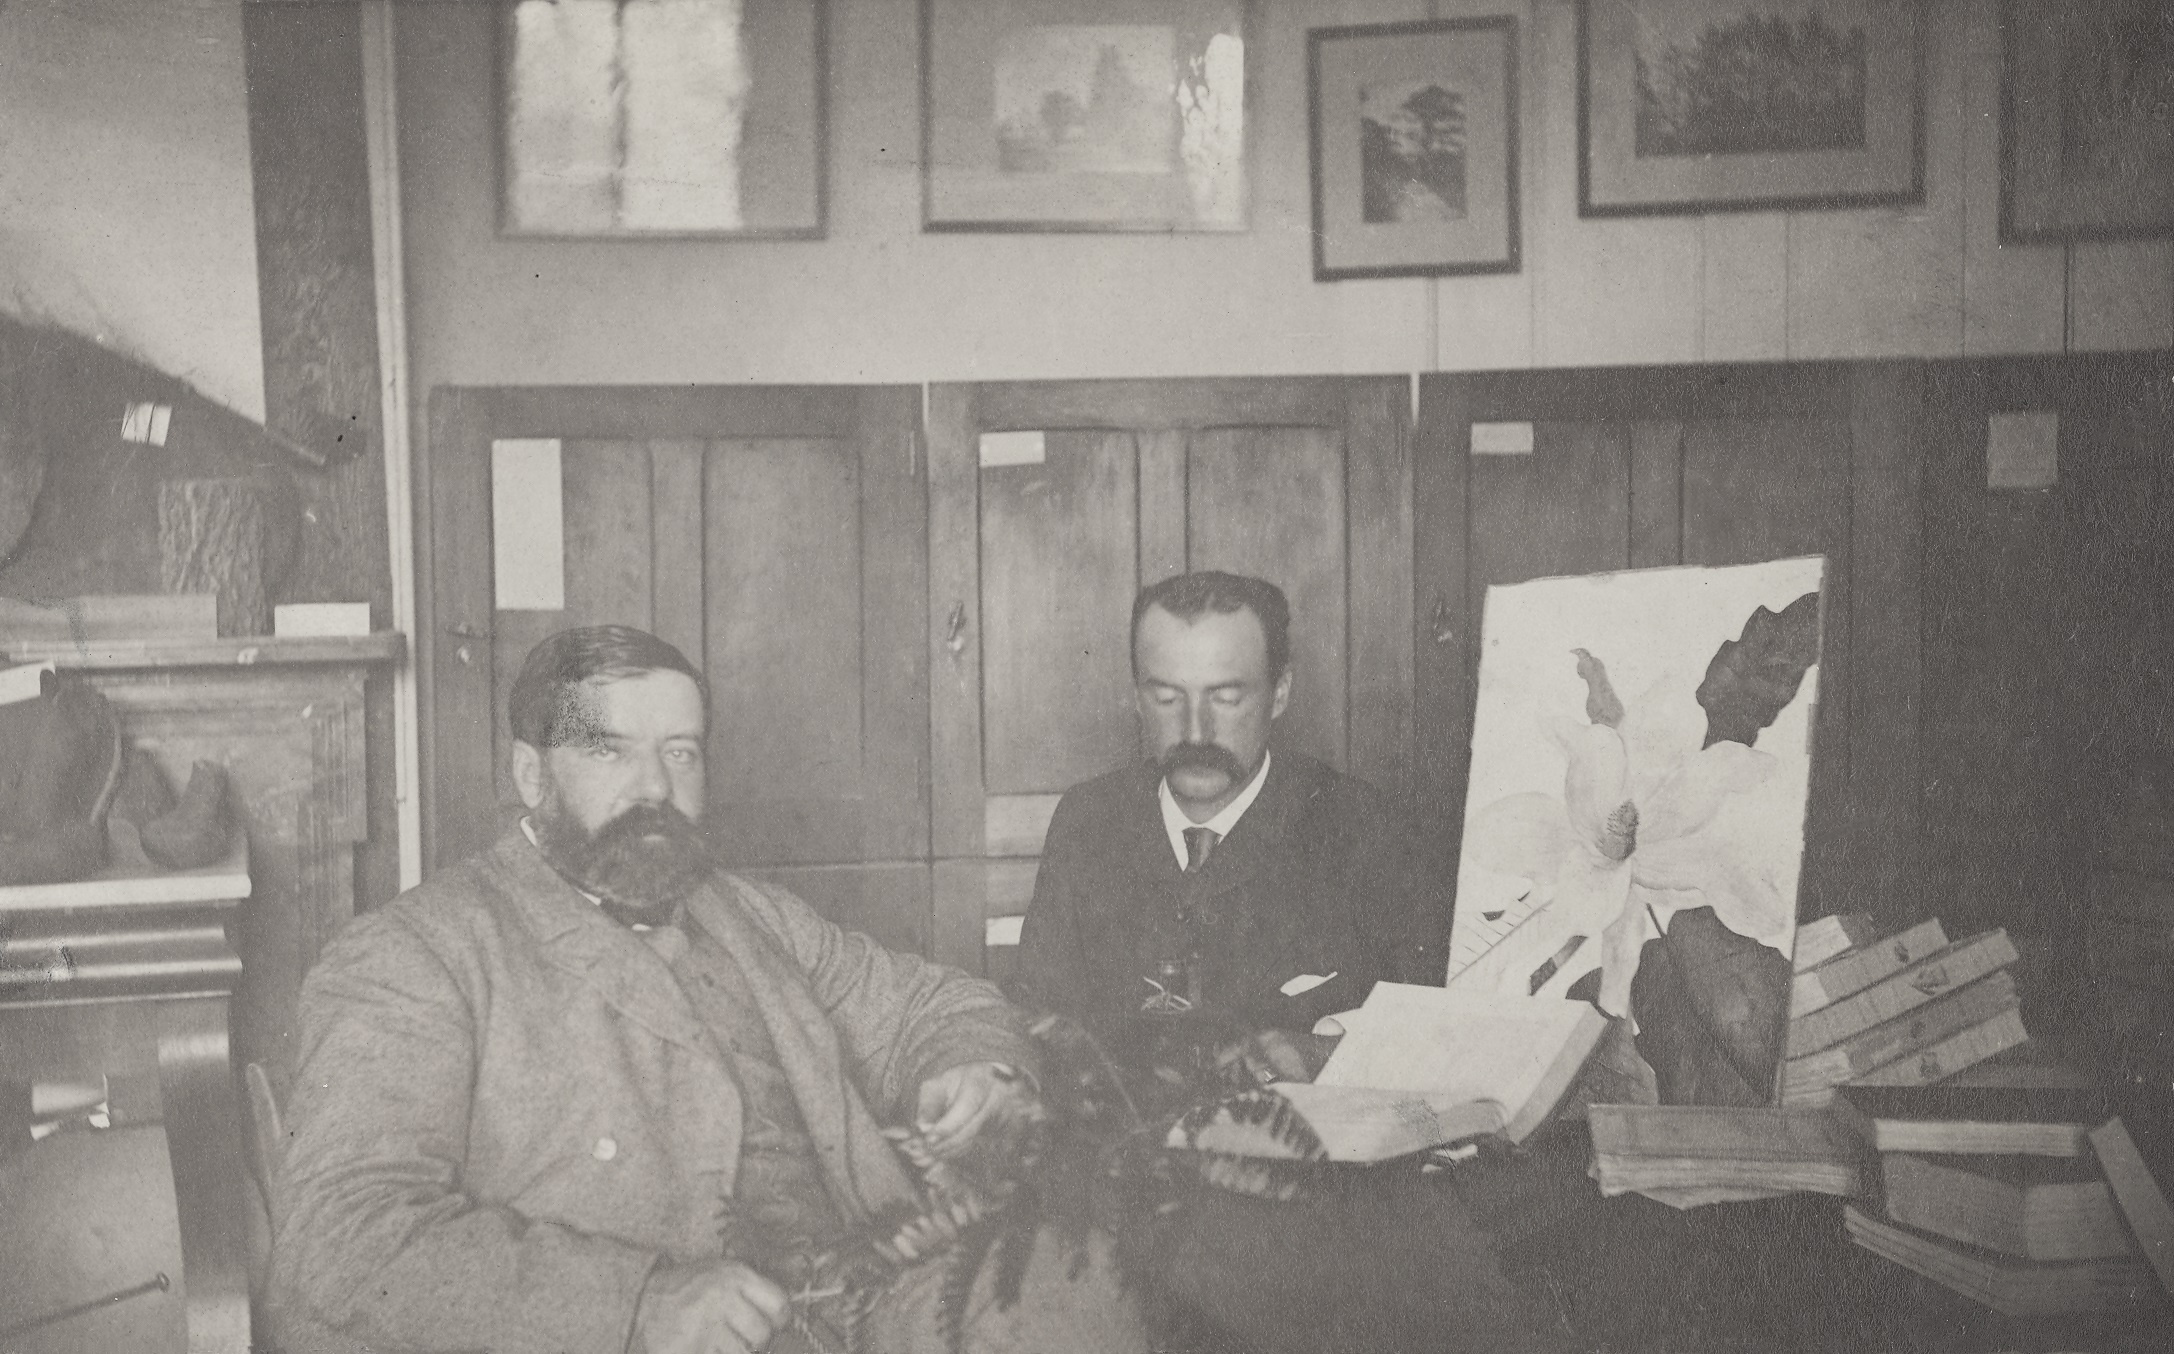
[1587,1103,1861,1208]
[1834,1088,2169,1317]
[1782,918,2027,1106]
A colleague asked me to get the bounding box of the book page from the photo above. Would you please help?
[1314,982,1600,1116]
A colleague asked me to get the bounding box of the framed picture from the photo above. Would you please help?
[2002,0,2174,243]
[1308,17,1520,281]
[921,0,1251,232]
[499,0,826,238]
[1578,0,1923,217]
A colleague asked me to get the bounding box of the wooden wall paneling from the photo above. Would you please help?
[1847,363,1927,925]
[1786,0,1967,359]
[931,858,1041,978]
[1412,374,1475,878]
[1956,0,2063,356]
[424,386,500,872]
[1138,429,1190,586]
[979,432,1141,797]
[563,441,655,627]
[964,377,1362,433]
[1530,0,1703,368]
[649,441,708,661]
[1681,415,1855,920]
[750,863,933,961]
[1465,419,1632,619]
[1701,216,1789,362]
[704,438,864,845]
[2068,242,2174,353]
[926,383,988,860]
[243,0,400,914]
[849,386,933,865]
[1627,421,1684,568]
[1188,426,1351,771]
[1343,377,1415,799]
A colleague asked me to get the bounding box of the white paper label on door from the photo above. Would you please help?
[491,438,566,611]
[1986,411,2057,490]
[1470,422,1536,455]
[978,430,1047,468]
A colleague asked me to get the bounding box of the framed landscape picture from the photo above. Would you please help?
[922,0,1251,232]
[1578,0,1923,217]
[1308,17,1520,280]
[2002,0,2174,243]
[499,0,826,238]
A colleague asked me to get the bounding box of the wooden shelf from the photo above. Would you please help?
[0,633,404,672]
[0,836,250,915]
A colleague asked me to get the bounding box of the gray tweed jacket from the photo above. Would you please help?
[270,829,1030,1354]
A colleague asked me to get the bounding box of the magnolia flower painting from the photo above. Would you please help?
[1447,557,1826,1106]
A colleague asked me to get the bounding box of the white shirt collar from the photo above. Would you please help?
[1158,750,1271,870]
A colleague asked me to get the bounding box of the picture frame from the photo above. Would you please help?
[921,0,1252,233]
[1307,17,1520,281]
[498,0,827,239]
[1578,0,1924,218]
[2001,0,2174,244]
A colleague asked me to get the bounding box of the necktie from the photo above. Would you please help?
[1183,826,1219,875]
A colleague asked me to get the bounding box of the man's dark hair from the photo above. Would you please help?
[508,625,708,747]
[1130,571,1291,679]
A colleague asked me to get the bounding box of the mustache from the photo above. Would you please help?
[1157,741,1250,781]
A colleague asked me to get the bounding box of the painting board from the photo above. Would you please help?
[1447,556,1827,1106]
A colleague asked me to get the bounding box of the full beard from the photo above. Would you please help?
[531,799,713,925]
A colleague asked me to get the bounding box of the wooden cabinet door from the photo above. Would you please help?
[1415,364,1923,929]
[424,386,927,893]
[925,377,1411,971]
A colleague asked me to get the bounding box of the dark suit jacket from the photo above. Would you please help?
[1017,753,1446,1042]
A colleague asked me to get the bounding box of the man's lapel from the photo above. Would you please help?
[489,832,714,1057]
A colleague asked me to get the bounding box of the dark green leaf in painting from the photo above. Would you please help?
[1694,592,1821,750]
[1572,648,1625,728]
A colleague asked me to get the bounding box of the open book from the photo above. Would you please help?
[1180,982,1607,1164]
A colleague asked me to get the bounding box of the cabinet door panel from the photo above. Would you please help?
[1189,426,1349,769]
[428,386,924,875]
[929,378,1411,980]
[979,431,1140,796]
[705,437,864,800]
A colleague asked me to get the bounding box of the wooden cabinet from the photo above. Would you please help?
[1413,364,1926,932]
[923,377,1412,971]
[425,385,930,948]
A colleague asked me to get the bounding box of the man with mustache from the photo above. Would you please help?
[1017,571,1445,1079]
[272,626,1146,1354]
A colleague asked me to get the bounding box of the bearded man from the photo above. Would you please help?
[271,626,1145,1354]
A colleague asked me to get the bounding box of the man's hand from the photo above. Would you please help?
[1214,1029,1336,1088]
[632,1259,790,1354]
[913,1061,1035,1160]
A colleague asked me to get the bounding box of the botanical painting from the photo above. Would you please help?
[500,0,825,237]
[1447,557,1827,1107]
[2002,0,2174,242]
[1309,17,1518,279]
[1580,0,1920,215]
[925,0,1248,232]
